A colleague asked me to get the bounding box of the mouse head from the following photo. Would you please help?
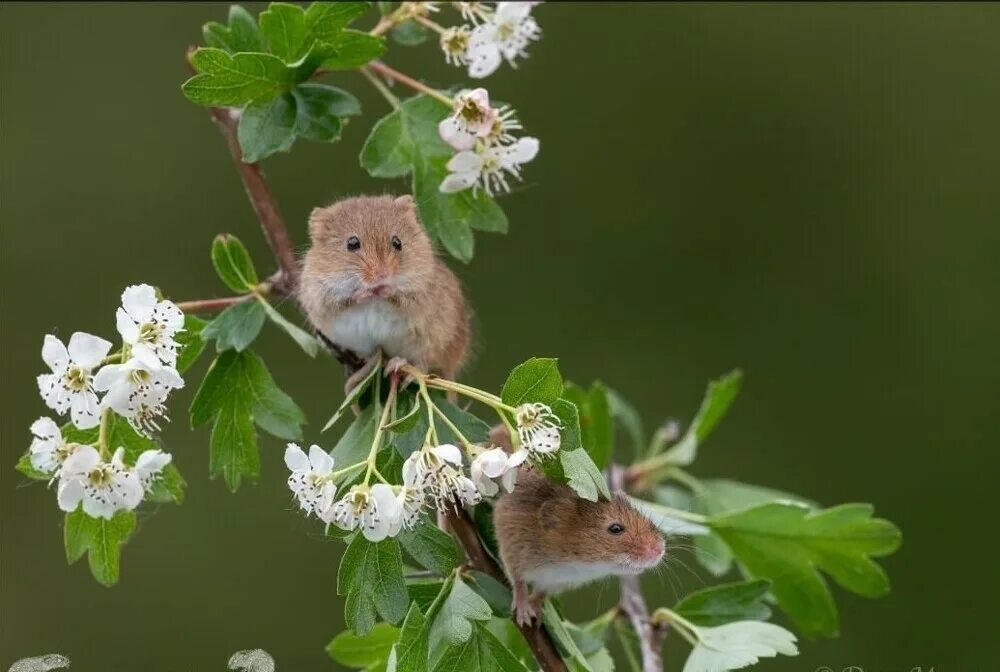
[306,194,435,303]
[541,493,665,572]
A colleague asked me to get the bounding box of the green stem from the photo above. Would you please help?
[366,61,453,107]
[97,408,112,459]
[100,352,124,365]
[360,66,401,109]
[651,608,699,645]
[364,375,397,485]
[413,14,446,34]
[417,378,438,444]
[432,403,475,450]
[613,617,643,672]
[330,461,367,481]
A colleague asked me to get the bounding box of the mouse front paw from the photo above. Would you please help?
[513,594,542,627]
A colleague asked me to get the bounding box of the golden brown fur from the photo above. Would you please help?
[298,194,470,377]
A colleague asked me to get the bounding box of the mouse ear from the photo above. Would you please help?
[394,194,415,209]
[308,206,330,238]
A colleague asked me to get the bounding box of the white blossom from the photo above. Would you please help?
[390,484,425,535]
[57,446,143,519]
[515,402,562,458]
[467,2,542,79]
[402,443,481,509]
[439,88,497,151]
[454,1,493,25]
[328,483,402,541]
[115,284,184,369]
[28,417,81,476]
[439,136,539,196]
[284,443,338,517]
[440,25,472,67]
[134,449,172,490]
[680,620,799,672]
[93,357,184,436]
[470,446,524,496]
[37,332,112,429]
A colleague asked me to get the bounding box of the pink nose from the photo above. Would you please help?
[644,540,665,562]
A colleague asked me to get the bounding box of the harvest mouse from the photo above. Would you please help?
[299,195,471,389]
[493,465,666,625]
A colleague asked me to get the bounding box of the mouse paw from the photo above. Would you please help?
[384,356,409,376]
[513,596,539,627]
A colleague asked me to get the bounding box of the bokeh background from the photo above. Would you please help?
[2,2,997,670]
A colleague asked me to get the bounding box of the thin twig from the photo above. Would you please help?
[610,464,668,672]
[175,295,251,314]
[366,61,454,106]
[444,508,569,672]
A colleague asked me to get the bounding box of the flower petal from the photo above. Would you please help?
[446,150,483,172]
[440,172,478,194]
[434,443,464,466]
[67,332,113,369]
[30,417,61,441]
[284,443,309,472]
[62,445,101,475]
[92,363,126,392]
[122,284,157,321]
[69,391,101,429]
[130,343,163,371]
[116,307,140,344]
[57,478,85,512]
[42,335,69,370]
[308,444,335,474]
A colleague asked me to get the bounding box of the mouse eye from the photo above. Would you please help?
[391,235,402,251]
[346,236,361,252]
[607,523,625,535]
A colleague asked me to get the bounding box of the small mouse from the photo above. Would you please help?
[299,195,471,388]
[493,466,666,625]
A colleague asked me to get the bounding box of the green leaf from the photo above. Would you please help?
[392,20,429,45]
[259,2,309,61]
[661,370,742,467]
[407,579,446,613]
[293,83,359,142]
[323,360,381,432]
[15,453,50,481]
[190,349,305,489]
[258,297,319,356]
[320,29,387,69]
[211,234,259,291]
[604,386,645,457]
[327,622,400,670]
[331,407,379,471]
[175,314,208,373]
[467,571,512,618]
[203,5,264,54]
[64,509,136,587]
[387,602,429,672]
[674,579,773,627]
[428,575,492,647]
[541,601,593,672]
[552,397,582,453]
[385,393,422,433]
[710,502,902,638]
[201,300,267,352]
[560,449,610,503]
[305,2,371,39]
[339,535,410,635]
[361,107,413,178]
[501,358,562,408]
[238,93,297,163]
[563,381,614,469]
[693,478,817,577]
[431,623,530,672]
[398,520,460,576]
[435,399,491,444]
[182,48,293,107]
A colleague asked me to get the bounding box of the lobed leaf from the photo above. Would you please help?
[501,358,563,408]
[387,602,429,672]
[63,509,136,587]
[183,48,293,107]
[238,93,297,163]
[202,5,265,54]
[674,579,773,626]
[428,575,492,647]
[398,519,460,577]
[339,535,410,635]
[201,300,267,353]
[327,622,399,670]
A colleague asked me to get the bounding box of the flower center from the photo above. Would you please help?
[87,465,113,488]
[65,366,90,391]
[139,321,162,344]
[458,99,487,125]
[348,488,371,514]
[129,368,151,386]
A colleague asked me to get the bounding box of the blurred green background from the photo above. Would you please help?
[2,2,997,670]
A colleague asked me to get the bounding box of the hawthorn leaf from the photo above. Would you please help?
[321,29,387,69]
[202,5,264,54]
[386,602,429,672]
[428,575,492,647]
[293,83,359,142]
[339,535,410,635]
[541,601,593,672]
[361,107,412,178]
[238,93,297,162]
[661,370,742,467]
[674,579,773,626]
[398,519,460,576]
[679,620,798,672]
[258,2,309,62]
[326,622,399,670]
[501,358,562,407]
[211,234,258,291]
[201,300,267,352]
[63,509,136,587]
[175,314,208,374]
[304,2,371,40]
[709,502,902,638]
[182,48,292,107]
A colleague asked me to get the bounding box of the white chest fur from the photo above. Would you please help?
[522,560,625,594]
[324,300,413,359]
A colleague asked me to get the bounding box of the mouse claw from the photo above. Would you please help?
[513,595,540,627]
[384,356,409,376]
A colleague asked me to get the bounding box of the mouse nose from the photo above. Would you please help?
[644,539,665,563]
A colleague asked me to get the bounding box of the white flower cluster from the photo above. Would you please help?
[438,87,539,196]
[285,401,562,539]
[28,284,184,519]
[439,2,542,79]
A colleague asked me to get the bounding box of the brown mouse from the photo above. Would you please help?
[493,466,666,625]
[299,195,471,387]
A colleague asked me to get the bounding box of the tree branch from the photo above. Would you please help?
[444,508,569,672]
[175,295,251,314]
[609,464,668,672]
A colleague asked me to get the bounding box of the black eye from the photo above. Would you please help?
[608,523,624,535]
[346,236,361,252]
[391,235,402,251]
